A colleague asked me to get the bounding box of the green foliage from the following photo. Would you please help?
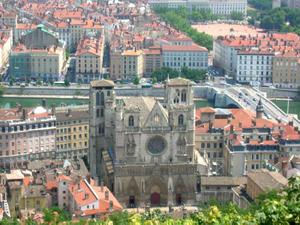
[248,0,272,10]
[64,79,70,87]
[0,85,5,96]
[109,211,130,225]
[36,79,42,86]
[154,7,213,50]
[151,77,157,84]
[133,76,140,85]
[43,207,71,224]
[152,67,206,82]
[230,11,244,21]
[255,8,300,35]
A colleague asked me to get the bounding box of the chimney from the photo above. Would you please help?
[100,181,104,192]
[208,121,213,131]
[105,190,109,200]
[288,121,294,127]
[66,108,71,117]
[282,160,288,178]
[84,193,89,200]
[17,104,22,113]
[22,108,27,120]
[51,104,56,116]
[42,99,46,108]
[109,200,113,211]
[227,117,232,124]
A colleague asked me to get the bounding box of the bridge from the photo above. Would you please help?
[195,84,300,128]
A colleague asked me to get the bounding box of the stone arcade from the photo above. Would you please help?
[89,77,207,207]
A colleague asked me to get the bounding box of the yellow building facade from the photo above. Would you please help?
[56,109,89,159]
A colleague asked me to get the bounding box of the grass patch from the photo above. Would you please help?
[0,97,88,109]
[272,100,300,118]
[194,99,214,109]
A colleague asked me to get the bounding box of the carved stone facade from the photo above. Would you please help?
[89,78,208,207]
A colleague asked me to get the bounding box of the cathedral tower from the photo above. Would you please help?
[89,80,116,185]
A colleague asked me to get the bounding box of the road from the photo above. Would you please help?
[225,86,294,124]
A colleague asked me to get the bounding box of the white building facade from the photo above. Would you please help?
[162,45,208,71]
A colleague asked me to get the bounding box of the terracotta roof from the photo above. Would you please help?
[247,169,288,192]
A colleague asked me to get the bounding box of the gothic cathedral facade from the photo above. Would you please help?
[89,78,207,207]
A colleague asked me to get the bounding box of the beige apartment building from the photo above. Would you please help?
[56,109,89,159]
[75,36,104,84]
[143,47,162,77]
[110,50,122,80]
[272,54,300,88]
[122,50,144,79]
[110,49,144,80]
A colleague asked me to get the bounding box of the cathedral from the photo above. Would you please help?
[89,77,207,207]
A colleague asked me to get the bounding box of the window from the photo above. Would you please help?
[128,116,134,127]
[96,92,100,106]
[181,90,187,102]
[178,114,184,126]
[100,92,104,106]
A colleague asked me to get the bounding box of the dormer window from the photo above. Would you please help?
[128,115,134,127]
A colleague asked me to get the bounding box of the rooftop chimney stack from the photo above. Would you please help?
[22,108,27,121]
[42,99,46,108]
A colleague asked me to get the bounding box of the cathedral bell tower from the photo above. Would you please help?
[89,79,116,185]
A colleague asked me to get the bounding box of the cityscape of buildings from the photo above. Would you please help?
[0,0,299,222]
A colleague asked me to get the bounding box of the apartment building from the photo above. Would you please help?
[0,106,56,166]
[75,36,104,84]
[195,100,300,177]
[214,33,300,86]
[9,45,66,81]
[143,47,162,77]
[287,0,300,8]
[236,50,274,85]
[9,24,66,81]
[272,53,300,88]
[110,50,123,80]
[148,0,247,15]
[0,30,12,72]
[14,23,37,43]
[162,44,208,71]
[122,50,144,79]
[55,109,89,159]
[0,8,17,28]
[55,19,103,50]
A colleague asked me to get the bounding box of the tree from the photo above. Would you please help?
[64,79,70,87]
[152,77,157,84]
[133,76,140,85]
[0,85,5,96]
[36,79,42,86]
[230,11,244,21]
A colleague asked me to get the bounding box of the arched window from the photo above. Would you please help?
[96,92,100,106]
[128,115,134,127]
[178,114,184,126]
[100,92,105,106]
[181,90,186,102]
